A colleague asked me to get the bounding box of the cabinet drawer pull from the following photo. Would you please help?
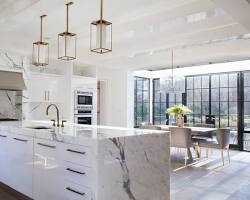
[66,187,85,196]
[13,138,28,142]
[37,143,56,149]
[66,168,86,175]
[66,149,85,155]
[0,134,7,138]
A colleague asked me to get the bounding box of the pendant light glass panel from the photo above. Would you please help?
[160,50,185,94]
[58,2,76,60]
[32,15,49,66]
[90,0,112,54]
[160,75,185,94]
[58,32,76,60]
[90,20,112,54]
[33,41,49,66]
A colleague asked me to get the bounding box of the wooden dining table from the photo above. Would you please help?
[158,125,217,160]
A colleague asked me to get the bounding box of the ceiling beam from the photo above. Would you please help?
[211,0,250,31]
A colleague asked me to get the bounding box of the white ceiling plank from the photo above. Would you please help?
[211,0,250,31]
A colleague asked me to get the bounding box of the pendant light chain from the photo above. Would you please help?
[100,0,103,21]
[40,15,46,42]
[171,50,174,89]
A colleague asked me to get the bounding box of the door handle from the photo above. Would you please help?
[66,149,86,155]
[66,168,86,175]
[37,143,56,149]
[0,134,7,138]
[13,138,28,142]
[66,187,85,196]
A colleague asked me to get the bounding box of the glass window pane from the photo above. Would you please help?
[229,115,237,128]
[220,102,228,115]
[229,88,237,102]
[229,102,237,115]
[220,116,229,128]
[154,79,160,89]
[220,74,228,87]
[202,89,209,101]
[194,115,201,123]
[202,102,209,115]
[211,88,219,101]
[211,102,219,115]
[244,102,250,115]
[194,89,201,101]
[176,93,182,102]
[137,91,143,102]
[211,75,219,88]
[143,91,149,102]
[187,77,193,89]
[137,80,143,90]
[220,88,228,101]
[187,103,193,113]
[186,90,193,102]
[194,102,201,114]
[154,91,160,102]
[202,76,209,88]
[244,72,250,87]
[161,93,167,102]
[143,79,149,90]
[169,93,175,102]
[229,73,237,87]
[154,103,161,115]
[161,103,166,115]
[244,87,250,101]
[194,76,201,88]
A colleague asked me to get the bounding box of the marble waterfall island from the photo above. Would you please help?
[0,121,170,200]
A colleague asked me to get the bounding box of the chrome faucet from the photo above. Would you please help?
[46,104,60,127]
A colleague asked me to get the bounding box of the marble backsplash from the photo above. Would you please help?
[0,90,22,120]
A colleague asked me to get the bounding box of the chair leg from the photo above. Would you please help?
[227,147,230,164]
[221,150,224,166]
[185,149,188,166]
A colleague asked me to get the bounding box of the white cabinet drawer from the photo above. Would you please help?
[62,144,91,167]
[62,162,93,188]
[62,182,92,200]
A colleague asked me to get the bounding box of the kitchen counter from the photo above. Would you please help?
[0,120,170,200]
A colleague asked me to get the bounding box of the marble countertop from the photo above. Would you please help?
[0,120,169,145]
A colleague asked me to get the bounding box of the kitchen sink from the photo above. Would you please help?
[26,126,53,130]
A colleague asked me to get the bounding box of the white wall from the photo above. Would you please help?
[97,68,134,128]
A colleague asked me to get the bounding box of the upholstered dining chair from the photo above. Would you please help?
[169,127,193,166]
[198,128,230,166]
[193,123,215,139]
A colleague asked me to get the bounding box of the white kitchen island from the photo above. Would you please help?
[0,121,170,200]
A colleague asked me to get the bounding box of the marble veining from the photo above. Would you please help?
[0,120,170,200]
[109,138,136,200]
[0,90,22,120]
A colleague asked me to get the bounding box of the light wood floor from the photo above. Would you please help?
[0,149,249,200]
[171,149,250,200]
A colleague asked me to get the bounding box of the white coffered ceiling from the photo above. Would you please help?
[0,0,250,70]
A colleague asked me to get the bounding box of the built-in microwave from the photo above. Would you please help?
[75,90,93,110]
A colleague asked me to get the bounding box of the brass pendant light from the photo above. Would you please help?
[58,2,77,61]
[32,15,49,66]
[90,0,112,54]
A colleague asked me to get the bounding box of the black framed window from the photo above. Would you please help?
[186,75,210,125]
[153,79,183,125]
[134,77,150,127]
[186,73,238,145]
[243,72,250,151]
